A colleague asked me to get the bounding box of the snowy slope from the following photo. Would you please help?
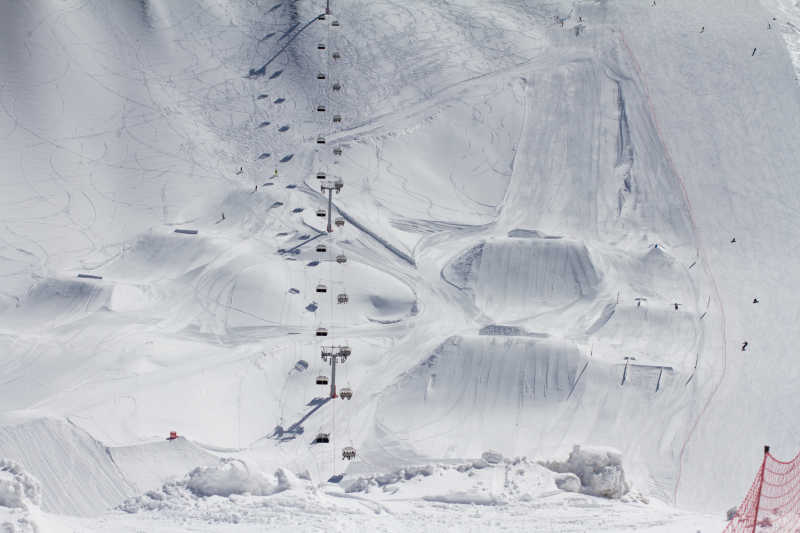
[1,0,799,529]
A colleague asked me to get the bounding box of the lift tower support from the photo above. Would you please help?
[320,346,350,398]
[320,179,343,232]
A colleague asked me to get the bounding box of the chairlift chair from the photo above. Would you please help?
[336,254,347,264]
[316,171,327,180]
[316,244,327,253]
[332,82,341,91]
[337,293,349,304]
[332,20,340,27]
[333,114,342,123]
[316,283,328,293]
[316,209,327,217]
[332,51,341,59]
[333,147,343,156]
[318,14,326,20]
[316,327,328,336]
[316,375,329,385]
[315,433,330,443]
[317,136,326,144]
[317,43,326,50]
[339,388,353,400]
[334,216,345,227]
[317,72,327,80]
[342,446,356,460]
[317,105,326,112]
[339,345,351,357]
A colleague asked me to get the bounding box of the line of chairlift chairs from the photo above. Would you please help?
[313,435,355,460]
[311,15,356,462]
[313,243,347,263]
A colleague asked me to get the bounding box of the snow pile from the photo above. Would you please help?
[185,458,290,497]
[0,459,41,510]
[340,452,559,506]
[0,460,42,533]
[120,459,304,516]
[118,460,317,525]
[342,464,437,494]
[541,446,630,499]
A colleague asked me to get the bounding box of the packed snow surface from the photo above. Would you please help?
[1,0,799,530]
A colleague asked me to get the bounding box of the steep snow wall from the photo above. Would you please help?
[0,418,135,515]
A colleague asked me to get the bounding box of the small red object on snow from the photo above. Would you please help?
[167,431,178,440]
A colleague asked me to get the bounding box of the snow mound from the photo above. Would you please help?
[185,459,292,497]
[541,445,630,499]
[443,237,601,320]
[0,460,41,510]
[119,460,307,522]
[5,278,110,328]
[339,454,564,507]
[106,232,220,283]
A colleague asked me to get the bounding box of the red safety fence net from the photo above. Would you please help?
[724,448,800,532]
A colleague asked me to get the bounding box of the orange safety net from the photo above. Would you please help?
[725,448,800,532]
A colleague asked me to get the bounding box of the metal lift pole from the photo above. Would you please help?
[326,188,334,232]
[330,355,337,398]
[321,180,342,233]
[326,0,331,15]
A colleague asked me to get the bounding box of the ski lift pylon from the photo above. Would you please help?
[339,345,351,357]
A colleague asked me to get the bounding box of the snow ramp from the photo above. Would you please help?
[0,418,135,516]
[443,237,601,320]
[3,278,110,330]
[110,437,218,494]
[376,335,587,458]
